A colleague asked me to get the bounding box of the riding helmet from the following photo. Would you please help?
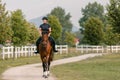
[42,17,48,20]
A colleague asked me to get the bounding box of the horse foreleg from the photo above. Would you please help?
[47,61,51,76]
[42,62,47,78]
[42,56,50,78]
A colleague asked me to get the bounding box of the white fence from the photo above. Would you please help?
[0,45,68,60]
[1,45,120,60]
[56,45,68,54]
[0,46,36,60]
[76,45,120,53]
[107,46,120,53]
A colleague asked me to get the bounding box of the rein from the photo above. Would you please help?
[41,31,49,47]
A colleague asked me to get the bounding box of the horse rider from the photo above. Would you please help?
[34,17,58,54]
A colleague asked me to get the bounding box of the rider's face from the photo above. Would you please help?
[43,20,47,23]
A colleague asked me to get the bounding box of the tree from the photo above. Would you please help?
[79,2,105,28]
[26,22,39,44]
[83,17,104,45]
[64,32,75,46]
[104,25,120,45]
[107,0,120,33]
[48,15,62,43]
[0,0,13,44]
[49,7,73,32]
[10,9,30,46]
[49,7,73,45]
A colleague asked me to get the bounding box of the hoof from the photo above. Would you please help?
[45,76,48,78]
[43,75,48,78]
[42,75,45,77]
[44,75,48,78]
[47,74,50,76]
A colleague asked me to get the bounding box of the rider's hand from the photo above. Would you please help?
[48,33,50,37]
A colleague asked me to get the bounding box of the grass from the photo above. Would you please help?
[51,53,120,80]
[0,51,82,75]
[54,52,83,60]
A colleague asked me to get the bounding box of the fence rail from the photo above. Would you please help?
[0,46,36,60]
[107,46,120,53]
[1,45,120,60]
[76,45,120,53]
[0,45,68,60]
[56,45,68,54]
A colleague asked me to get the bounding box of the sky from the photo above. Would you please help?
[3,0,109,27]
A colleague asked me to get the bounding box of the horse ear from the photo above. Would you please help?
[42,31,49,35]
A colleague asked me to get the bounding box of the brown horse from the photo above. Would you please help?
[39,31,53,78]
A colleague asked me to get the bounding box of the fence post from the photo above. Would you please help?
[81,45,83,53]
[24,46,27,57]
[86,45,88,53]
[33,46,36,56]
[18,47,21,57]
[29,46,31,56]
[21,46,23,56]
[102,46,104,53]
[106,46,108,53]
[111,46,113,53]
[11,46,14,58]
[7,47,10,58]
[60,45,62,54]
[97,46,98,53]
[15,47,17,59]
[116,46,117,53]
[2,47,5,60]
[28,46,31,56]
[107,46,110,53]
[66,45,68,54]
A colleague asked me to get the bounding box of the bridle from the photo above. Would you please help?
[41,31,49,47]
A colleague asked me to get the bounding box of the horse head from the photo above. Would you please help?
[41,31,49,48]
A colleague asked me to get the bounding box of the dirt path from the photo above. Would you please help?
[2,53,102,80]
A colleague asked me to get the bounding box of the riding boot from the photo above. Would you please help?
[34,37,42,54]
[34,46,39,54]
[52,42,58,52]
[49,37,58,52]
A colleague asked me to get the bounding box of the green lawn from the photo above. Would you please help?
[0,52,82,75]
[51,53,120,80]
